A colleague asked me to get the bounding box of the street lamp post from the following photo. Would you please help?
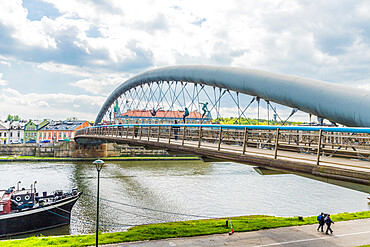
[93,159,105,247]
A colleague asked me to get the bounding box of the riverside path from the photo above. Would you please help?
[110,218,370,247]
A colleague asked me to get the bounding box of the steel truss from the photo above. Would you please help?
[102,80,306,125]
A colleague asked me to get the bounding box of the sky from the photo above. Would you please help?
[0,0,369,121]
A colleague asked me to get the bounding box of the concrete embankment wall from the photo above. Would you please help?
[0,142,168,158]
[0,144,36,156]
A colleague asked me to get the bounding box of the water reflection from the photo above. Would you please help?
[0,160,368,237]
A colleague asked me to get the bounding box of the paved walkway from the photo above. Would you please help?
[108,218,370,247]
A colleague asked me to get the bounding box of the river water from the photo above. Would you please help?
[0,160,368,237]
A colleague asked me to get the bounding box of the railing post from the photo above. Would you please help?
[274,128,280,159]
[168,126,172,143]
[139,125,143,140]
[157,125,161,142]
[316,129,323,165]
[132,126,135,139]
[198,126,202,148]
[148,125,151,141]
[126,125,129,138]
[242,127,248,154]
[218,127,223,151]
[182,126,186,145]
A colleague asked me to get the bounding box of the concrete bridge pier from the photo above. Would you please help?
[72,143,109,158]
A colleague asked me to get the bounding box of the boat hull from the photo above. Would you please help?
[0,193,80,237]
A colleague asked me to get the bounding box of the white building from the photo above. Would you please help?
[0,120,27,144]
[0,122,9,144]
[8,121,26,144]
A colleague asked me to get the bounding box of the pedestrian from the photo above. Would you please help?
[325,214,334,234]
[317,212,324,232]
[183,107,189,123]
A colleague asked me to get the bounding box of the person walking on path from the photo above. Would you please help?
[317,212,325,232]
[325,214,334,234]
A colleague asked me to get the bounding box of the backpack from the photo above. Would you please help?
[317,215,322,222]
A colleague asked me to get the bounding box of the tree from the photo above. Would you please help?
[7,114,13,121]
[13,115,20,121]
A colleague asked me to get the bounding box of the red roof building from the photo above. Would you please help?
[116,110,211,124]
[38,121,91,143]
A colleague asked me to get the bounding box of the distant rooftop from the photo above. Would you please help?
[40,121,87,131]
[119,110,210,119]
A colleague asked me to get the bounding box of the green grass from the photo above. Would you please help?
[1,211,369,247]
[213,117,304,126]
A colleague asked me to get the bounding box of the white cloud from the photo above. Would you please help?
[71,75,129,95]
[0,60,11,67]
[37,62,92,77]
[0,1,57,49]
[0,73,7,86]
[0,0,369,121]
[0,87,105,120]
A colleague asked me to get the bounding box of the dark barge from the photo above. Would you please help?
[0,183,81,237]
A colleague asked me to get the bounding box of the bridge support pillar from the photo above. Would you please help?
[72,144,108,158]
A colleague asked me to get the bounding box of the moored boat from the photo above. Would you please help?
[0,182,81,237]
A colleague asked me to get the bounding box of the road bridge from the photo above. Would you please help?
[75,124,370,193]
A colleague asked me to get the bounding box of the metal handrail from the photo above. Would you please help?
[75,124,370,165]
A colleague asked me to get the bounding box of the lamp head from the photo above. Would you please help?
[93,159,105,171]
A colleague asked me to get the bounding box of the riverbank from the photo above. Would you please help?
[0,155,201,162]
[1,211,369,247]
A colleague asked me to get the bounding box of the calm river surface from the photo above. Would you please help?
[0,160,368,237]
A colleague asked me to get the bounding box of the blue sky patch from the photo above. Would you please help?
[23,0,61,21]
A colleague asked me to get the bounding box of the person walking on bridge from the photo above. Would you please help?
[325,214,334,234]
[317,212,324,232]
[183,107,189,123]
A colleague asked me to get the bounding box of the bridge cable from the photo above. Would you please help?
[281,108,299,126]
[267,101,284,123]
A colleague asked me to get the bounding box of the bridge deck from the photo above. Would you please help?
[169,138,369,171]
[76,125,370,192]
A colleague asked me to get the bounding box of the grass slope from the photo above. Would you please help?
[1,211,369,247]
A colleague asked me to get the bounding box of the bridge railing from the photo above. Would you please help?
[76,124,370,164]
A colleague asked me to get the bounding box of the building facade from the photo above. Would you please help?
[7,121,27,144]
[0,122,9,144]
[24,119,49,143]
[38,121,91,143]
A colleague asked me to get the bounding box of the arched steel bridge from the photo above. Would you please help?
[95,65,370,127]
[76,65,370,193]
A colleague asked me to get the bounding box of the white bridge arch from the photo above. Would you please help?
[95,65,370,127]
